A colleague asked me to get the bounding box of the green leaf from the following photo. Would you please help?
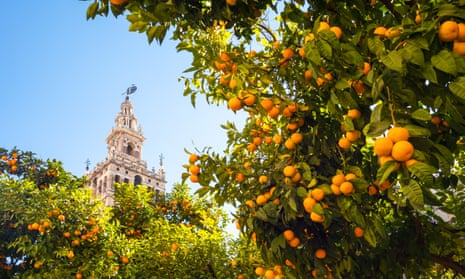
[271,236,287,252]
[402,179,424,210]
[86,2,99,20]
[382,51,405,74]
[411,109,432,121]
[422,62,438,84]
[449,77,465,100]
[431,49,457,75]
[376,160,398,184]
[364,226,377,247]
[407,162,437,186]
[365,121,391,137]
[404,124,431,137]
[399,44,424,67]
[296,187,307,198]
[367,36,385,57]
[316,39,332,60]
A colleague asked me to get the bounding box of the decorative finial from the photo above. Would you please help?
[159,153,164,166]
[122,84,137,99]
[85,159,91,172]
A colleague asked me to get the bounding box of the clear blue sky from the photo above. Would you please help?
[1,1,246,198]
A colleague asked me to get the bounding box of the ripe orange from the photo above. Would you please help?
[107,250,114,257]
[310,212,324,223]
[76,273,83,279]
[283,165,297,177]
[361,62,371,75]
[252,137,262,146]
[331,173,346,186]
[260,98,274,111]
[385,27,402,38]
[373,26,387,37]
[291,171,302,183]
[189,164,200,175]
[290,132,303,144]
[268,106,281,118]
[235,172,245,182]
[303,197,316,213]
[415,13,422,25]
[226,0,237,6]
[346,130,360,142]
[314,248,327,259]
[347,109,361,119]
[258,175,268,184]
[283,229,295,241]
[387,127,410,143]
[377,180,391,191]
[189,175,199,183]
[71,239,80,246]
[304,69,313,80]
[345,173,357,181]
[284,139,297,149]
[255,266,266,276]
[171,243,179,250]
[256,194,267,206]
[404,158,419,168]
[311,188,325,201]
[229,78,238,89]
[121,256,129,264]
[453,40,465,56]
[110,0,128,5]
[338,137,352,149]
[438,20,459,42]
[228,97,242,111]
[317,21,330,33]
[242,93,256,106]
[391,140,414,162]
[245,200,255,208]
[58,214,65,222]
[63,231,71,238]
[457,22,465,41]
[352,80,366,94]
[368,185,378,195]
[265,269,276,279]
[219,52,231,62]
[354,227,364,238]
[330,26,343,39]
[330,184,342,195]
[282,48,294,60]
[339,181,354,195]
[374,137,394,156]
[378,155,395,166]
[189,154,199,163]
[67,250,74,259]
[273,134,283,144]
[288,236,301,248]
[237,275,245,279]
[1,155,7,161]
[431,116,441,126]
[30,222,40,230]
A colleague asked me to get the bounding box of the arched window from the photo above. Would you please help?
[115,175,121,183]
[134,175,142,186]
[126,143,134,156]
[124,178,129,184]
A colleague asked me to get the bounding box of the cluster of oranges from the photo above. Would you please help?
[373,126,418,171]
[438,20,465,56]
[187,154,200,183]
[338,109,362,150]
[330,172,357,196]
[1,152,19,174]
[254,264,285,279]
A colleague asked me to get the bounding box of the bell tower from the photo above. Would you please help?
[87,86,166,205]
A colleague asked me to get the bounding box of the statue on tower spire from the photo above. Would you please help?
[122,84,137,100]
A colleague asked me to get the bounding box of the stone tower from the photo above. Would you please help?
[87,91,166,205]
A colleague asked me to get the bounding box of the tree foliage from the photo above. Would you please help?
[87,0,465,278]
[1,148,266,278]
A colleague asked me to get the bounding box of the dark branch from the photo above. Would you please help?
[379,0,402,21]
[431,254,465,277]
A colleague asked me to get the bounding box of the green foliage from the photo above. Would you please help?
[1,148,269,278]
[86,0,465,277]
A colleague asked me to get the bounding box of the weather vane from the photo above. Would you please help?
[122,84,137,99]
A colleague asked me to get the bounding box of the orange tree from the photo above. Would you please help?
[1,147,259,278]
[87,0,465,277]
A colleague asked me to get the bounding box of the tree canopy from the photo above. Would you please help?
[82,0,465,277]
